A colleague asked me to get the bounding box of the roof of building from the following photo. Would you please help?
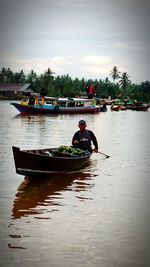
[0,83,34,92]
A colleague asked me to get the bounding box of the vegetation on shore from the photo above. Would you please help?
[0,66,150,102]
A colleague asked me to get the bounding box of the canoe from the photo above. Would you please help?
[10,97,101,114]
[126,104,149,111]
[118,105,126,110]
[12,146,92,176]
[110,105,119,111]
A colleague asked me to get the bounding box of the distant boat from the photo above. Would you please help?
[110,104,119,111]
[10,97,101,114]
[111,100,126,111]
[125,102,149,111]
[12,146,92,177]
[124,99,149,111]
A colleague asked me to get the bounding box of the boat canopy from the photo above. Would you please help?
[44,97,95,102]
[57,97,95,102]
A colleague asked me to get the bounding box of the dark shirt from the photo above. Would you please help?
[72,129,98,152]
[28,96,35,105]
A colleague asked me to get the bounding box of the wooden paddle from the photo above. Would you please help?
[97,151,110,158]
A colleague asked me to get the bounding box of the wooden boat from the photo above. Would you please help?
[118,105,126,110]
[124,100,150,111]
[126,103,149,111]
[12,146,92,176]
[10,97,100,114]
[110,104,119,111]
[111,100,126,111]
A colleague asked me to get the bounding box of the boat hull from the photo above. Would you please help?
[126,105,149,111]
[12,147,92,176]
[10,103,100,114]
[110,105,119,111]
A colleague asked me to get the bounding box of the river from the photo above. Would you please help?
[0,100,150,267]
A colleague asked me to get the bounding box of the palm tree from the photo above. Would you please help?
[110,66,120,83]
[0,67,8,82]
[42,68,55,92]
[118,72,131,97]
[14,69,25,83]
[26,70,37,84]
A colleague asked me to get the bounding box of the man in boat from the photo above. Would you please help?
[72,120,98,153]
[28,95,35,105]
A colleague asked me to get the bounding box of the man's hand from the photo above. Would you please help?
[73,140,79,144]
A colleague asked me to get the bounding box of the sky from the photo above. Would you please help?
[0,0,150,84]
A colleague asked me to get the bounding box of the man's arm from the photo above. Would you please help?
[72,131,79,145]
[89,130,98,151]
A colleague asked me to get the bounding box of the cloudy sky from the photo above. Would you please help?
[0,0,150,83]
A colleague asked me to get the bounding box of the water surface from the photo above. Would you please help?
[0,100,150,267]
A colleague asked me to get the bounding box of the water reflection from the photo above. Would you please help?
[12,171,97,219]
[13,113,58,120]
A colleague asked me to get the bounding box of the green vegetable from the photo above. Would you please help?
[54,146,89,157]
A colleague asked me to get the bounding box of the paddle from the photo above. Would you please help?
[97,151,110,158]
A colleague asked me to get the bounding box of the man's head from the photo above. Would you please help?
[78,120,87,130]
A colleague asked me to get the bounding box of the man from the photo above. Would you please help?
[72,120,98,153]
[28,95,35,105]
[88,84,94,99]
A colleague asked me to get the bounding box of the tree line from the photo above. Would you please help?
[0,66,150,102]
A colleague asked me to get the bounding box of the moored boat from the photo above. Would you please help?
[10,97,101,114]
[118,105,126,110]
[12,146,92,176]
[110,104,119,111]
[126,103,149,111]
[124,99,150,111]
[111,100,126,111]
